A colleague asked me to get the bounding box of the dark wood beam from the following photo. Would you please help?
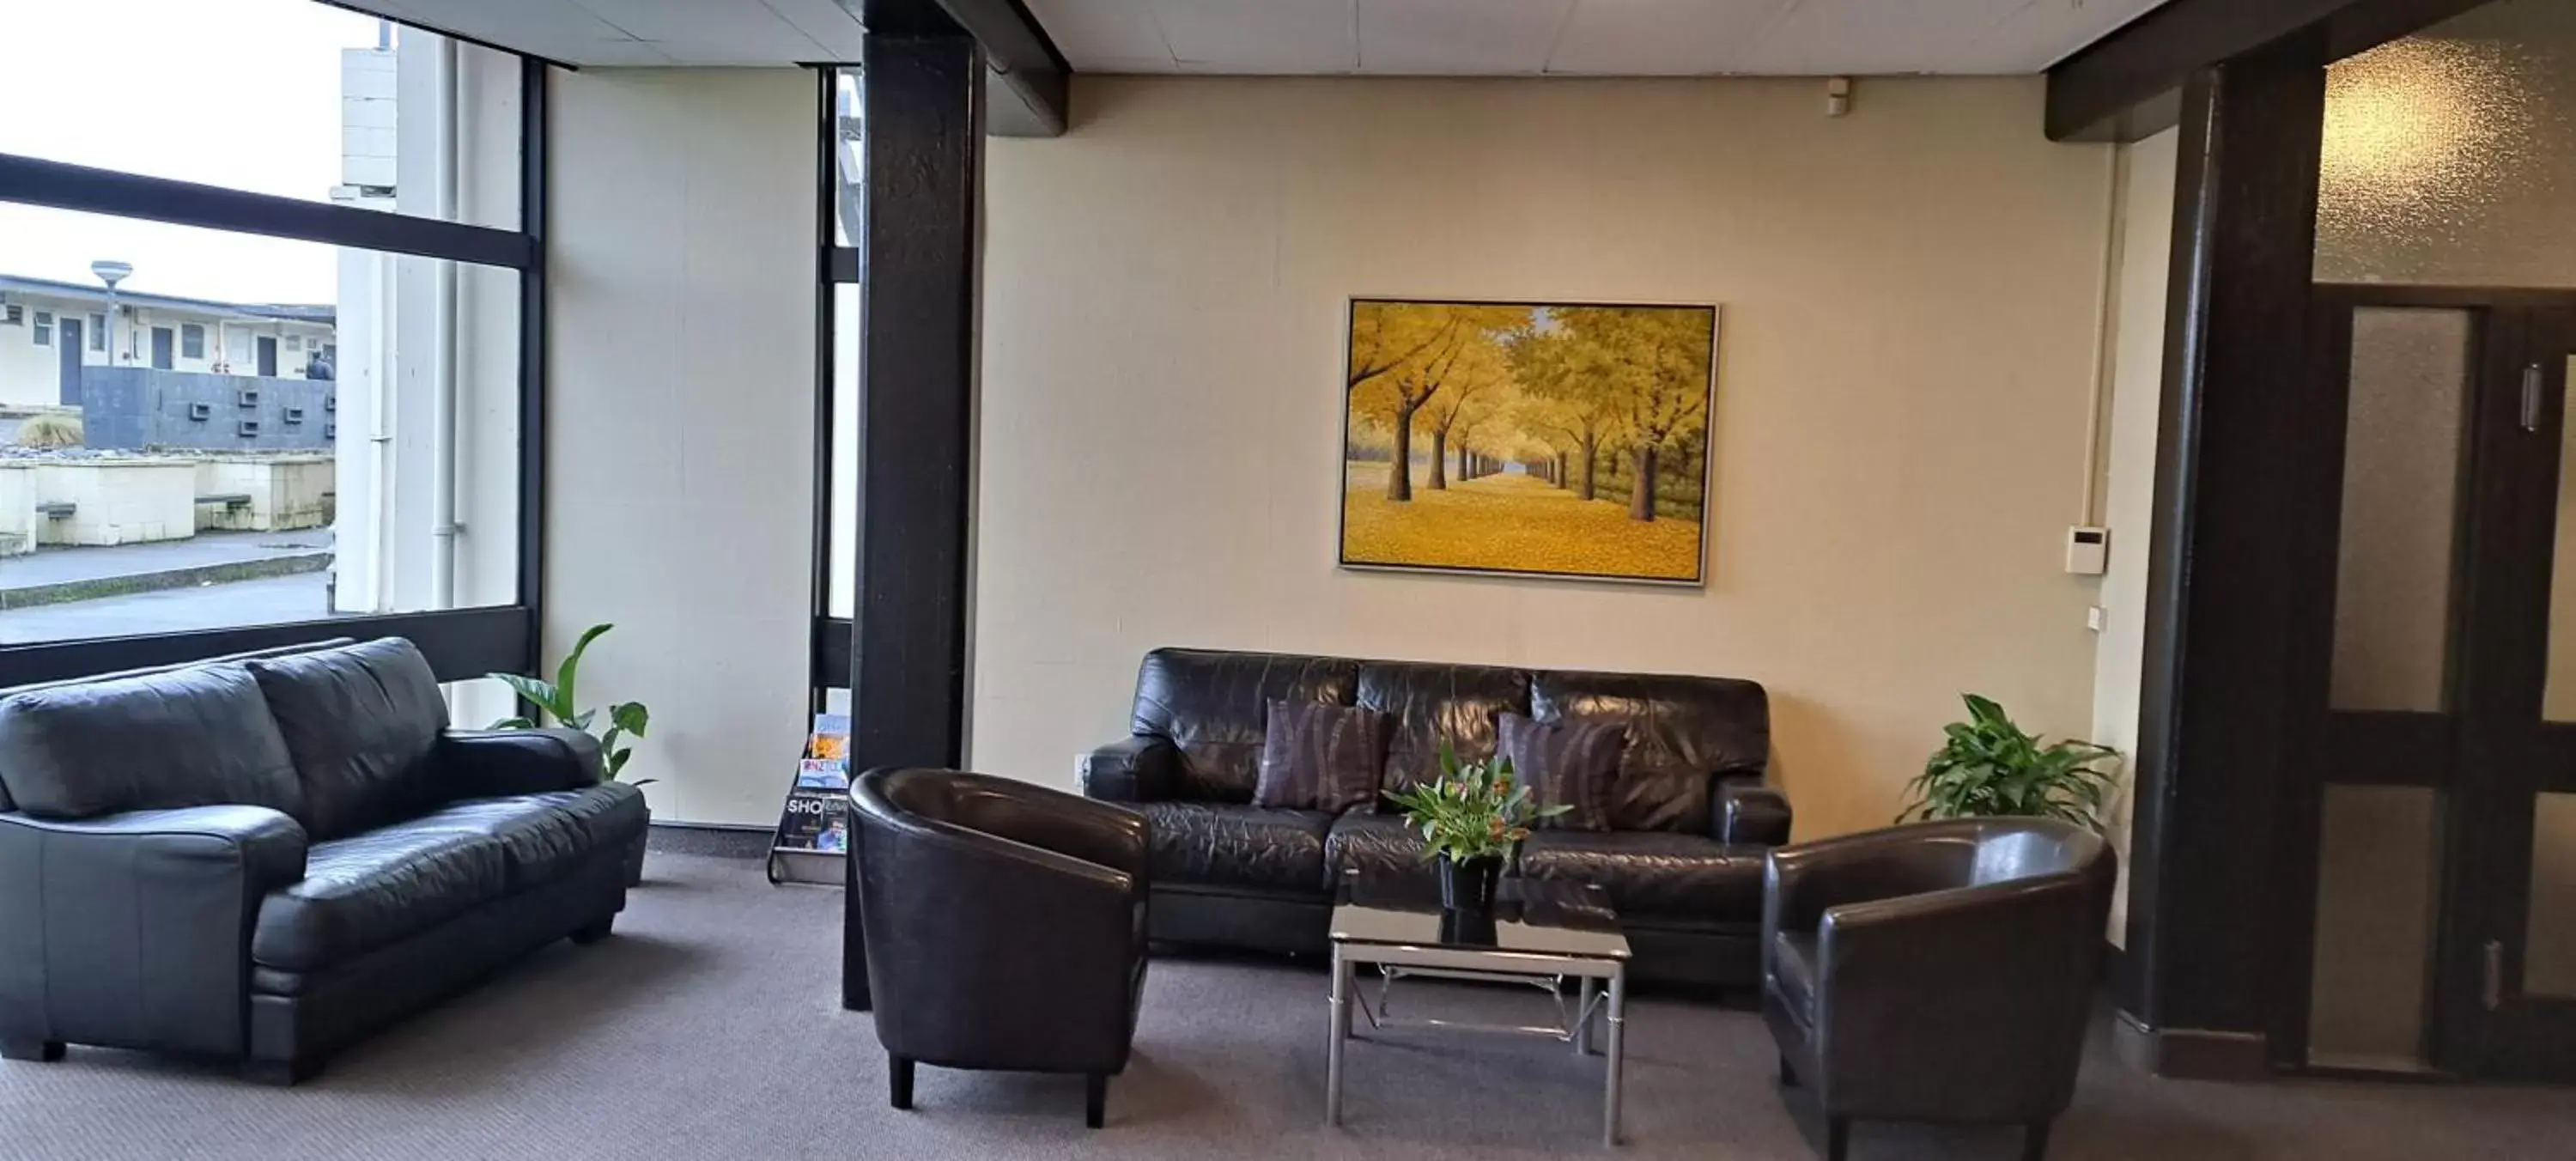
[841,21,980,1013]
[2047,0,2494,143]
[866,0,1068,137]
[2120,29,2332,1077]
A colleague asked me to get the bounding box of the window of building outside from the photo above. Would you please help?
[0,0,525,650]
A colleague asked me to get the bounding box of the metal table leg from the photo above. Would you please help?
[1603,965,1627,1147]
[1577,976,1597,1055]
[1327,947,1350,1127]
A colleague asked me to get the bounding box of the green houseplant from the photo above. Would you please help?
[1382,740,1569,913]
[486,623,653,787]
[1899,694,2118,831]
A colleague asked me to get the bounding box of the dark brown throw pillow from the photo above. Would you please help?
[1255,700,1388,812]
[1497,712,1624,831]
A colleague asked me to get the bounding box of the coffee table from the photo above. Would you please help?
[1325,877,1632,1146]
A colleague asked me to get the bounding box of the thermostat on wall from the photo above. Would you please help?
[2065,526,2109,576]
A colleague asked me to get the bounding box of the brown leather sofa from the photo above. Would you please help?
[1080,647,1793,988]
[1761,818,2116,1161]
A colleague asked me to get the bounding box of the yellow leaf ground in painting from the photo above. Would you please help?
[1341,464,1701,580]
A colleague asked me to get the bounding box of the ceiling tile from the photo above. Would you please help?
[1358,0,1571,74]
[1024,0,1174,70]
[1547,0,1794,76]
[758,0,868,60]
[1145,0,1358,73]
[1971,0,2168,72]
[568,0,823,62]
[1747,0,2037,75]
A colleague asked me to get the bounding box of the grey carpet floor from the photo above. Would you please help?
[3,853,2572,1160]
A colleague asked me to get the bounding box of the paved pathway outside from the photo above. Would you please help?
[0,530,331,589]
[0,572,339,644]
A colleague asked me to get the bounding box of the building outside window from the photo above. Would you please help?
[0,0,529,660]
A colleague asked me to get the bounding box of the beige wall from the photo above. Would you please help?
[547,68,817,826]
[974,75,2119,841]
[2092,128,2178,945]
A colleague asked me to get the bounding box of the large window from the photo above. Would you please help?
[0,0,540,685]
[819,68,861,689]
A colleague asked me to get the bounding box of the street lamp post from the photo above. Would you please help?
[90,260,131,364]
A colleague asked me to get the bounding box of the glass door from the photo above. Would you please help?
[2443,306,2576,1082]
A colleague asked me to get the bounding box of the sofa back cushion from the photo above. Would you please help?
[1130,648,1360,802]
[0,663,305,820]
[1532,671,1770,832]
[1355,661,1531,793]
[246,637,450,839]
[0,638,355,813]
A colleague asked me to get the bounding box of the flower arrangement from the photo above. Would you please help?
[1383,740,1568,912]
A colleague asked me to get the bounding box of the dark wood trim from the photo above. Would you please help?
[518,62,551,675]
[815,617,854,691]
[870,0,1070,137]
[0,606,528,688]
[2124,33,2333,1046]
[2317,283,2576,309]
[829,247,864,284]
[0,154,535,270]
[811,67,842,699]
[2046,0,2495,143]
[2111,1010,2273,1080]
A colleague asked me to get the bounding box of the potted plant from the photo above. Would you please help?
[487,623,653,884]
[1899,694,2119,831]
[1383,740,1568,914]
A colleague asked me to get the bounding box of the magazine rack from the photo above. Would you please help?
[767,714,851,886]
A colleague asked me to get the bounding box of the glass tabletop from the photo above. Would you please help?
[1329,877,1631,961]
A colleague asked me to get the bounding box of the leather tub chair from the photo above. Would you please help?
[1760,818,2115,1161]
[850,769,1151,1128]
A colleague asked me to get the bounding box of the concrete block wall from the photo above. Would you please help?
[31,459,195,546]
[194,457,336,532]
[81,368,336,452]
[0,465,33,556]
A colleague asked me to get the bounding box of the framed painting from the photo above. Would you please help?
[1339,298,1719,586]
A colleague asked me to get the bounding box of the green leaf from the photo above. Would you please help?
[556,623,615,714]
[565,708,597,732]
[609,702,649,738]
[491,672,568,725]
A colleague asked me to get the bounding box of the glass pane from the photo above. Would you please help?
[2531,793,2576,998]
[0,204,518,645]
[2329,307,2470,713]
[2316,0,2576,287]
[2545,356,2576,721]
[828,285,859,619]
[2309,785,2444,1069]
[832,69,863,249]
[0,0,520,228]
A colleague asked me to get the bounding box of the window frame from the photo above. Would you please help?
[0,18,550,689]
[811,66,859,694]
[32,311,51,346]
[179,323,205,361]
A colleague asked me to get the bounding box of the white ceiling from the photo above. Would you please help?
[348,0,869,65]
[1024,0,2172,76]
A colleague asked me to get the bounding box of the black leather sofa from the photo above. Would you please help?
[852,769,1151,1128]
[1082,647,1792,988]
[0,637,647,1084]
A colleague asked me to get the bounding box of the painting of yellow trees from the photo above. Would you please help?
[1340,299,1717,585]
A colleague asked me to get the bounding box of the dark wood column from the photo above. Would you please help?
[2118,31,2332,1077]
[842,4,981,1012]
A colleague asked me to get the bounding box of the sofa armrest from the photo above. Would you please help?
[1080,734,1178,803]
[438,728,604,799]
[1712,778,1792,846]
[0,805,307,1056]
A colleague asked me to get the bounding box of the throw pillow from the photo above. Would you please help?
[1497,712,1624,831]
[1255,700,1388,812]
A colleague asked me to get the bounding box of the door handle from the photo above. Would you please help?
[2522,364,2545,433]
[2484,938,2506,1011]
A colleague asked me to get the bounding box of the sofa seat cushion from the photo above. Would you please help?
[1325,811,1429,891]
[402,782,647,890]
[246,638,449,840]
[1138,801,1334,894]
[1771,930,1820,1025]
[252,824,510,972]
[1516,830,1765,922]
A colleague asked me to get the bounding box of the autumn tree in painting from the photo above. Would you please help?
[1341,300,1716,583]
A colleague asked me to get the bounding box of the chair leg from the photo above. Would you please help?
[888,1055,914,1110]
[1826,1115,1850,1161]
[1084,1073,1108,1129]
[0,1038,64,1063]
[569,915,616,945]
[1777,1053,1798,1087]
[2023,1118,2054,1161]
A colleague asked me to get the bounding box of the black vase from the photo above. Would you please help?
[1437,853,1504,915]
